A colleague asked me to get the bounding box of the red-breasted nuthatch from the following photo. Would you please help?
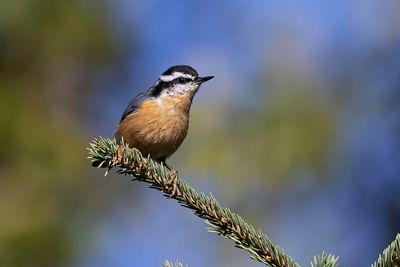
[115,65,214,164]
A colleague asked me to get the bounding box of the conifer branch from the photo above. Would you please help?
[372,234,400,267]
[88,137,300,267]
[310,252,338,267]
[163,260,187,267]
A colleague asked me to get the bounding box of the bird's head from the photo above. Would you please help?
[150,65,214,98]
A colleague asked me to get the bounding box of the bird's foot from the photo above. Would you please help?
[158,160,178,196]
[164,164,178,197]
[117,145,124,161]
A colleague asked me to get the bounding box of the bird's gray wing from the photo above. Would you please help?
[119,89,152,123]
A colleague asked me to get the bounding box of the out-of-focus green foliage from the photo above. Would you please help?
[185,76,336,190]
[0,1,118,266]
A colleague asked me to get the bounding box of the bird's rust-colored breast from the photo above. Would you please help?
[115,94,193,161]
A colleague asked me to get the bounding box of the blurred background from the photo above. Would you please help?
[1,0,399,266]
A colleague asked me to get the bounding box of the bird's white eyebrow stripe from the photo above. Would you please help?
[160,72,193,82]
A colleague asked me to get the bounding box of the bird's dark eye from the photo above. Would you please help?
[178,77,186,83]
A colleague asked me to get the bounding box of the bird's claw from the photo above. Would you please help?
[166,169,178,197]
[117,145,123,161]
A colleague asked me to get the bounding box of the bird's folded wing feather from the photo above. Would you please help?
[119,89,152,123]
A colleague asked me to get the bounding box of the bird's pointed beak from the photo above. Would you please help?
[196,76,214,84]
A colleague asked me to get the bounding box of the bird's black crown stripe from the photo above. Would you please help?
[162,65,199,77]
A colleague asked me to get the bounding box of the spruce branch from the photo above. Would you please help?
[372,234,400,267]
[87,137,300,267]
[163,260,188,267]
[310,252,338,267]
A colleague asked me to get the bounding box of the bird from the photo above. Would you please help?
[114,65,214,165]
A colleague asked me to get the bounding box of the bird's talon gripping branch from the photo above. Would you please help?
[117,145,123,161]
[166,169,179,196]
